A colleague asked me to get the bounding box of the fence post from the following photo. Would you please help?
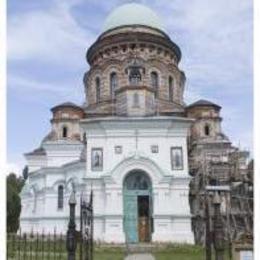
[213,191,225,260]
[66,190,77,260]
[205,195,212,260]
[90,191,93,260]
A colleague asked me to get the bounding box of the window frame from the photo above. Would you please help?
[62,126,68,138]
[95,77,101,103]
[57,185,64,210]
[169,76,174,101]
[151,71,159,97]
[110,72,117,98]
[204,124,210,136]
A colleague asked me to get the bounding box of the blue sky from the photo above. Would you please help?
[7,0,253,174]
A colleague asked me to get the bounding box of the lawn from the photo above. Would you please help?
[153,250,203,260]
[94,247,125,260]
[94,244,205,260]
[151,244,204,260]
[95,244,231,260]
[7,236,231,260]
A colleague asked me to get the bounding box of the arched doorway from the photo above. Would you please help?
[123,170,153,243]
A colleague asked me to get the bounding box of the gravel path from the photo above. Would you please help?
[125,253,155,260]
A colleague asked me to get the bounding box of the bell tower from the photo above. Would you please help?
[186,100,225,142]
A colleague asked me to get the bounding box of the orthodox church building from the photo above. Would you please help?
[20,3,245,244]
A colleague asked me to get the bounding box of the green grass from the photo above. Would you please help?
[7,237,232,260]
[94,246,125,260]
[153,244,204,260]
[152,244,231,260]
[94,244,205,260]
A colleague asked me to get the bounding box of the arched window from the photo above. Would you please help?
[129,67,142,85]
[204,124,210,136]
[58,185,64,209]
[62,126,68,138]
[110,72,117,98]
[95,77,101,102]
[124,172,151,191]
[151,72,159,97]
[169,76,173,101]
[31,187,37,213]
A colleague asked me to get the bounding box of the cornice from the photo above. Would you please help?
[87,29,181,64]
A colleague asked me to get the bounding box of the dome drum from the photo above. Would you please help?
[87,30,181,65]
[83,3,186,117]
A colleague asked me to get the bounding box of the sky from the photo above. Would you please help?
[7,0,253,174]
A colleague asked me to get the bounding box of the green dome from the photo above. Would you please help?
[103,3,164,33]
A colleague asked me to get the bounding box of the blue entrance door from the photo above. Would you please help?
[123,171,152,243]
[124,193,138,243]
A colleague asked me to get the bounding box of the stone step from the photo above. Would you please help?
[125,243,159,254]
[125,253,155,260]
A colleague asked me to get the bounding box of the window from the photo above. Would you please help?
[204,124,210,136]
[133,92,140,107]
[115,146,122,154]
[151,145,159,153]
[96,77,101,102]
[169,76,173,101]
[129,67,142,85]
[31,188,37,213]
[58,185,64,209]
[151,71,159,97]
[124,172,150,190]
[110,72,117,98]
[62,126,68,138]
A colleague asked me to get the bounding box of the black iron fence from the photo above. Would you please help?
[7,190,94,260]
[7,230,67,260]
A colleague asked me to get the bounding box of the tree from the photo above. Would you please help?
[6,173,25,233]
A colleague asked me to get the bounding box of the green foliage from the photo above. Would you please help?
[7,173,25,233]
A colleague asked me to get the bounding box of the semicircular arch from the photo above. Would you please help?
[109,155,165,185]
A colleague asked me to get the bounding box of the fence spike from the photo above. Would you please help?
[48,232,51,260]
[53,227,56,260]
[36,232,39,259]
[30,230,33,260]
[23,233,27,260]
[7,232,9,259]
[41,229,44,260]
[59,232,62,260]
[18,228,21,260]
[12,232,15,259]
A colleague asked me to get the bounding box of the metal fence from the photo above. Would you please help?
[7,190,94,260]
[7,230,67,260]
[7,230,92,260]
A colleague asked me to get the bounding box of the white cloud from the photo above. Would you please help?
[8,74,84,105]
[7,0,95,67]
[150,0,252,92]
[9,75,68,94]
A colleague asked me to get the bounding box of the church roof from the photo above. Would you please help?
[25,147,46,156]
[51,102,83,112]
[102,3,164,33]
[187,99,221,110]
